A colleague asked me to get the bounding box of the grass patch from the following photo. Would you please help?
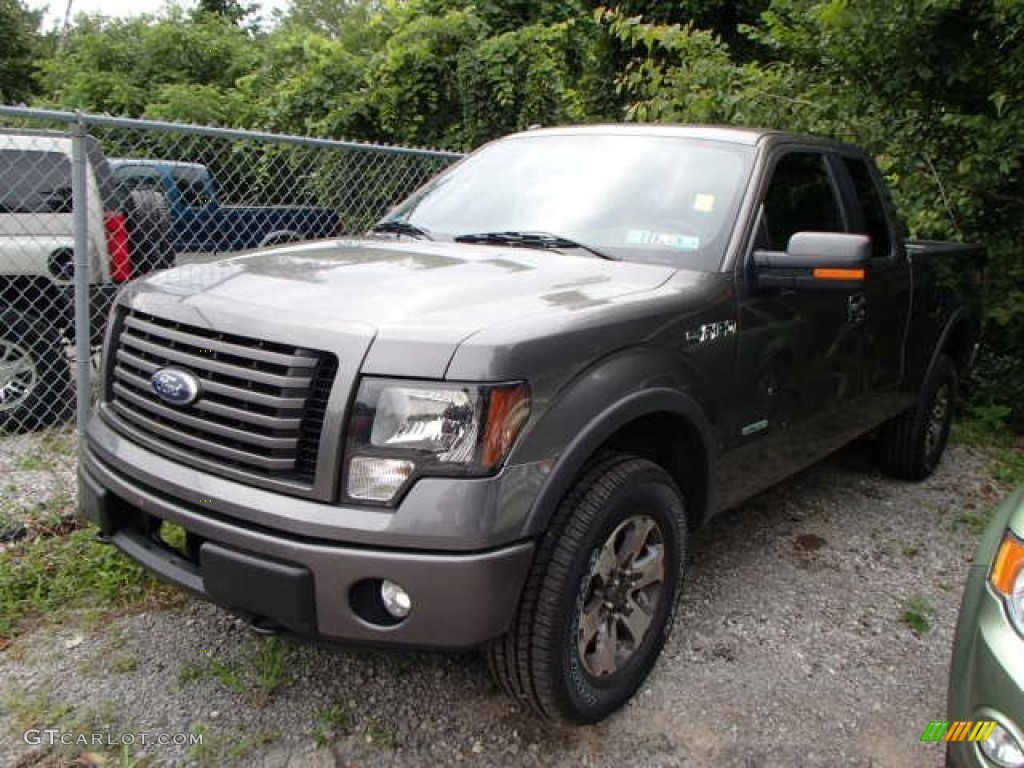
[953,409,1024,486]
[313,703,351,746]
[179,637,294,704]
[253,637,290,700]
[901,595,935,636]
[958,510,992,535]
[2,690,74,729]
[181,656,246,693]
[111,653,139,673]
[0,524,176,639]
[15,452,50,472]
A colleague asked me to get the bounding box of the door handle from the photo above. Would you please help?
[847,294,867,324]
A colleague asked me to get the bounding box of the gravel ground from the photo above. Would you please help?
[0,431,1009,768]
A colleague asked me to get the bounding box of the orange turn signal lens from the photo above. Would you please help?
[813,268,866,281]
[481,384,530,469]
[990,533,1024,596]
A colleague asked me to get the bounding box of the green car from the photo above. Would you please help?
[948,485,1024,767]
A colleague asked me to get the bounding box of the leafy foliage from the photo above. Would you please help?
[0,0,44,104]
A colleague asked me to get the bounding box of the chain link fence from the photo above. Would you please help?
[0,106,461,441]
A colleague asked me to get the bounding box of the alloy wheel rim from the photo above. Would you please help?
[0,340,38,412]
[576,514,666,678]
[924,384,950,458]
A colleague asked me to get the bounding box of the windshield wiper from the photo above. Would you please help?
[454,231,618,261]
[368,219,433,240]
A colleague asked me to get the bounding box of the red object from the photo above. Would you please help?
[104,211,133,282]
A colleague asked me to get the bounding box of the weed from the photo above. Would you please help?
[901,544,920,558]
[252,637,291,699]
[159,522,187,552]
[313,703,351,746]
[225,730,277,761]
[180,656,246,693]
[958,510,991,535]
[187,723,213,767]
[112,654,139,673]
[15,452,49,472]
[94,745,156,767]
[364,721,400,749]
[901,595,934,636]
[3,689,74,729]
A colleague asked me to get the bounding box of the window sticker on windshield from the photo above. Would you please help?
[625,229,700,250]
[694,193,716,213]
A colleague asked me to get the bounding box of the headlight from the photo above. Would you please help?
[344,379,530,504]
[990,532,1024,636]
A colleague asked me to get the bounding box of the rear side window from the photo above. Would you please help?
[0,150,72,213]
[760,152,843,250]
[111,166,163,210]
[843,156,892,259]
[171,168,210,207]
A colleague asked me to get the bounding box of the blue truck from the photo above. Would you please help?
[109,159,343,258]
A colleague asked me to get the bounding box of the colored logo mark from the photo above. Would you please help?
[920,720,998,743]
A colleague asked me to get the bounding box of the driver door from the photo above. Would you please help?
[718,149,869,507]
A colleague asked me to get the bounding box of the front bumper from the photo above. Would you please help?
[79,429,535,649]
[947,496,1024,767]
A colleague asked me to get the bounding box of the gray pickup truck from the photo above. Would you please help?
[79,125,985,724]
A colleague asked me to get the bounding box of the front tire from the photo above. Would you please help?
[0,308,74,433]
[488,454,687,723]
[877,354,957,480]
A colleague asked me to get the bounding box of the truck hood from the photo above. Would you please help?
[126,238,679,376]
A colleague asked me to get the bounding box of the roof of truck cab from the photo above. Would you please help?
[109,158,206,170]
[509,123,851,150]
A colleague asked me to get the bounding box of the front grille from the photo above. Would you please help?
[108,309,337,486]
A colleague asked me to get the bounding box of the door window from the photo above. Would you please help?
[760,153,844,251]
[842,156,892,259]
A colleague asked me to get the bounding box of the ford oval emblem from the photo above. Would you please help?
[150,367,201,406]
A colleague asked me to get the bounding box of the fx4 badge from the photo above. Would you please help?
[685,320,737,346]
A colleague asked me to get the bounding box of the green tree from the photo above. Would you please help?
[39,9,259,120]
[0,0,43,104]
[602,0,1024,428]
[193,0,255,26]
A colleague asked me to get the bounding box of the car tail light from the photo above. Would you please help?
[104,211,133,282]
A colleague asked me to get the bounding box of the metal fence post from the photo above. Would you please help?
[70,117,92,440]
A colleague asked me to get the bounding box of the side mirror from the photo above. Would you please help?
[754,232,870,291]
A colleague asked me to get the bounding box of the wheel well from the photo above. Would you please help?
[0,276,70,328]
[597,411,709,528]
[943,319,974,378]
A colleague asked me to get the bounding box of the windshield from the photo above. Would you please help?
[383,132,754,269]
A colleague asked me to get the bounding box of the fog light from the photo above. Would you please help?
[980,721,1024,768]
[381,579,411,619]
[347,457,414,502]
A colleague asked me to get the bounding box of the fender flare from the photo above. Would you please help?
[522,386,716,536]
[924,305,976,386]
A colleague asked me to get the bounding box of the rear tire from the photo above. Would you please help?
[0,308,74,433]
[487,454,686,723]
[877,354,957,480]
